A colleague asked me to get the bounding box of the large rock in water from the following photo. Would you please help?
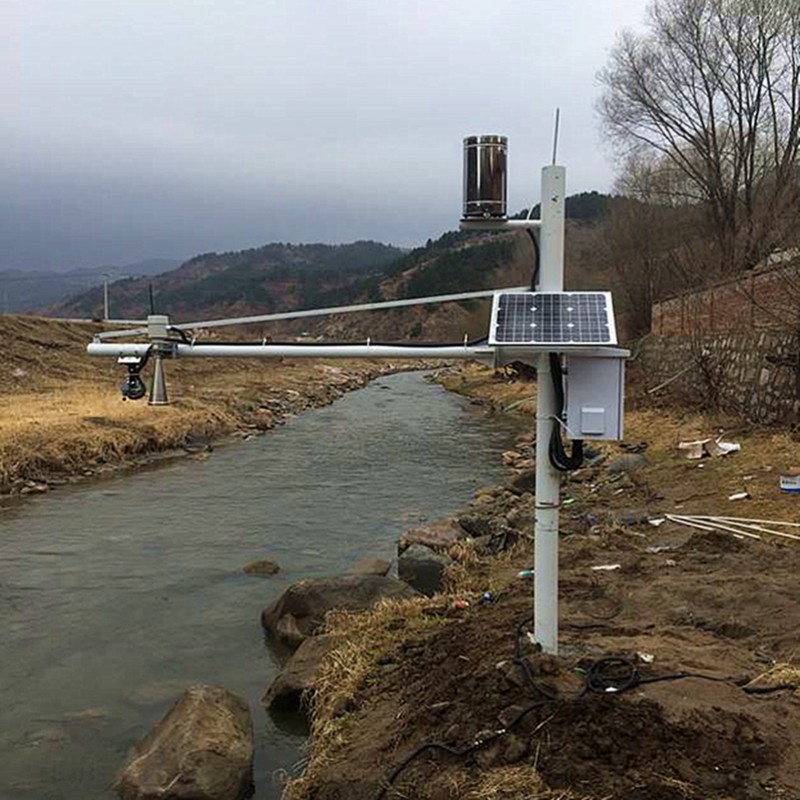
[262,634,340,712]
[261,575,417,650]
[116,684,253,800]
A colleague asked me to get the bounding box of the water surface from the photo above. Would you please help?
[0,371,520,799]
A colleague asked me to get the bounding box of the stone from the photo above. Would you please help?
[397,543,454,596]
[261,575,417,649]
[398,517,464,553]
[606,453,649,474]
[182,434,213,454]
[506,468,536,496]
[457,513,493,539]
[349,558,391,576]
[613,508,652,526]
[262,635,339,712]
[116,684,253,800]
[243,559,280,576]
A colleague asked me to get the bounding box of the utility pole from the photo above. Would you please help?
[102,273,112,321]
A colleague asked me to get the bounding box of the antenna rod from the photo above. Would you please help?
[551,109,560,165]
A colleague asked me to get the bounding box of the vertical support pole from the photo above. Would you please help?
[149,354,169,405]
[534,165,565,654]
[103,279,109,321]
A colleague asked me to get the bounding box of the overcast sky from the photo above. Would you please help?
[1,0,649,271]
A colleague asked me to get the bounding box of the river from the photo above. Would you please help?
[0,371,520,799]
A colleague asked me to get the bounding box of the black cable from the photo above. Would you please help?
[527,229,540,291]
[169,327,193,345]
[158,337,493,348]
[548,353,583,472]
[371,615,750,798]
[370,702,547,800]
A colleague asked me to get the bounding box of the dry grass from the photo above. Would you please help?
[440,362,800,525]
[310,598,445,757]
[0,385,236,488]
[456,765,593,800]
[746,662,800,697]
[0,315,404,493]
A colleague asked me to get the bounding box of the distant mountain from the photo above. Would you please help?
[46,190,621,339]
[49,241,405,321]
[0,258,181,314]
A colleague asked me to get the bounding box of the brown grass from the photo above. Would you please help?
[0,316,403,493]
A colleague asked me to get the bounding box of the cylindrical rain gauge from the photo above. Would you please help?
[462,135,507,219]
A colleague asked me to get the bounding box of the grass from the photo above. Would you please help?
[0,315,404,494]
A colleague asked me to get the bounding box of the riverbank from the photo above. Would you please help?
[0,316,411,501]
[283,362,800,800]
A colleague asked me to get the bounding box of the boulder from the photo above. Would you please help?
[349,558,391,576]
[116,684,253,800]
[261,575,417,650]
[398,544,454,596]
[399,517,464,553]
[262,634,339,712]
[243,559,280,576]
[506,468,536,496]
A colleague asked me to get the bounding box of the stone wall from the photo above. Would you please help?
[651,257,800,335]
[639,331,800,424]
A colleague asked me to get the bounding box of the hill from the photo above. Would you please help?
[48,191,626,340]
[0,258,180,314]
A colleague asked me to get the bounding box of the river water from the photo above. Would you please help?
[0,371,520,799]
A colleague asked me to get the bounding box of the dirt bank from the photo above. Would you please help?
[0,316,412,500]
[285,363,800,800]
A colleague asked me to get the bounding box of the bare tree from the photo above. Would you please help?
[598,0,800,275]
[601,153,708,335]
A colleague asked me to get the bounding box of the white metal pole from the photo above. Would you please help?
[534,165,566,654]
[86,342,497,361]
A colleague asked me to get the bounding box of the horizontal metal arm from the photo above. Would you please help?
[86,342,498,362]
[95,286,528,341]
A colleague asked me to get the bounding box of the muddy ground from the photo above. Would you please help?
[287,363,800,800]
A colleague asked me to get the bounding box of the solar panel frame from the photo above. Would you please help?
[488,291,617,347]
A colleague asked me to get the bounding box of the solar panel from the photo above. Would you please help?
[488,292,617,346]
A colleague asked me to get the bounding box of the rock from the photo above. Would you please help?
[613,508,652,526]
[129,680,200,707]
[262,635,339,712]
[398,517,464,553]
[607,453,649,474]
[261,575,417,649]
[20,481,49,495]
[397,543,454,596]
[116,684,253,800]
[457,513,493,539]
[349,558,391,576]
[506,507,530,529]
[24,726,69,749]
[506,469,536,496]
[182,434,213,454]
[243,559,280,576]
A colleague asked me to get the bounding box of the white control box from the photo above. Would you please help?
[565,352,626,441]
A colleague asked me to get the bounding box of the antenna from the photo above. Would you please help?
[148,283,156,315]
[551,108,561,165]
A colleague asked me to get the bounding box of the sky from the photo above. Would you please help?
[1,0,649,271]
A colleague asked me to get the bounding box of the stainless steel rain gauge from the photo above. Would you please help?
[86,134,628,654]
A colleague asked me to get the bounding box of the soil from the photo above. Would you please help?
[289,363,800,800]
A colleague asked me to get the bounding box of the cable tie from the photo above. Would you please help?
[545,414,580,439]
